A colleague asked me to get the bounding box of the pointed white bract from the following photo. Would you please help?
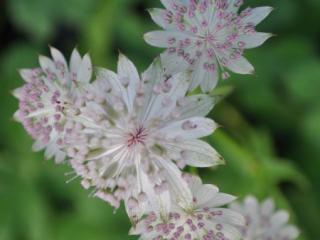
[229,196,300,240]
[13,47,93,163]
[131,175,244,240]
[145,0,273,92]
[68,56,223,213]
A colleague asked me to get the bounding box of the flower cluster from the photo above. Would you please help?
[230,196,300,240]
[13,1,300,240]
[145,0,273,92]
[131,175,245,240]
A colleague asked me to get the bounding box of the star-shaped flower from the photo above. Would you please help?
[13,47,92,163]
[145,0,273,92]
[230,196,300,240]
[68,55,223,211]
[131,175,244,240]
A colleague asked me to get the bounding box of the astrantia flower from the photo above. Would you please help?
[230,196,300,240]
[13,47,92,163]
[145,0,273,92]
[131,175,245,240]
[68,55,223,212]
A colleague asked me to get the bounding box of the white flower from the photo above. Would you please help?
[68,55,223,212]
[13,47,92,163]
[145,0,273,92]
[131,175,245,240]
[230,196,300,240]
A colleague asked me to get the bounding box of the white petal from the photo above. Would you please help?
[19,69,35,82]
[242,6,273,25]
[211,208,245,226]
[164,139,223,167]
[238,32,273,49]
[280,225,300,239]
[244,195,259,216]
[204,220,243,240]
[144,30,193,48]
[155,156,193,210]
[70,48,82,76]
[200,67,219,93]
[160,51,189,74]
[95,67,130,112]
[160,117,218,140]
[271,210,289,226]
[194,184,219,206]
[77,53,92,83]
[226,56,255,75]
[32,140,46,152]
[190,57,219,92]
[12,87,23,99]
[203,193,237,208]
[117,54,140,113]
[261,198,275,216]
[50,47,68,70]
[148,8,171,29]
[39,55,56,75]
[141,70,189,122]
[54,150,66,164]
[175,94,217,119]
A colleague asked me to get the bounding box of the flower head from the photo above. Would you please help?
[230,196,300,240]
[145,0,273,92]
[131,175,244,240]
[68,55,223,212]
[13,47,92,163]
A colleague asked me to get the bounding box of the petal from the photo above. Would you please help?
[77,53,92,83]
[211,208,245,226]
[194,184,219,205]
[32,139,46,152]
[12,87,23,99]
[204,220,243,240]
[271,210,289,226]
[50,47,68,71]
[203,193,237,208]
[19,69,35,82]
[280,225,300,239]
[200,67,219,93]
[155,156,193,210]
[117,54,140,113]
[190,57,219,92]
[70,48,82,76]
[242,6,273,25]
[160,51,189,74]
[238,32,273,49]
[144,30,193,48]
[261,198,275,216]
[226,56,255,75]
[160,117,218,140]
[39,55,56,75]
[164,139,224,167]
[148,8,171,29]
[244,195,259,216]
[175,94,217,119]
[95,67,130,112]
[141,68,189,122]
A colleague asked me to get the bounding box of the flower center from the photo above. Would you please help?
[127,126,148,147]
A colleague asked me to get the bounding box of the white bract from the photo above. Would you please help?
[145,0,273,92]
[131,175,245,240]
[68,55,223,213]
[230,196,300,240]
[13,47,92,163]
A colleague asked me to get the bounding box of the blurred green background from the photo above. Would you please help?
[0,0,320,239]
